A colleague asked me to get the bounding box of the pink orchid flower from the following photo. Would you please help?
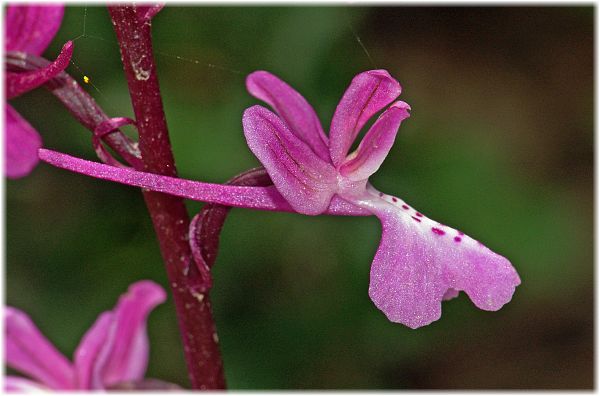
[5,5,73,178]
[5,281,168,391]
[38,69,520,329]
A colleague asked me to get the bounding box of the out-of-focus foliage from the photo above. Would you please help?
[7,6,592,389]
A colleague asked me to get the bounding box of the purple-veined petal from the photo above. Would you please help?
[246,71,330,162]
[352,187,520,329]
[5,5,64,55]
[339,101,411,181]
[243,105,338,215]
[74,312,115,389]
[101,281,166,386]
[329,70,402,166]
[37,148,370,216]
[5,105,42,179]
[6,41,73,99]
[5,307,75,389]
[5,376,49,392]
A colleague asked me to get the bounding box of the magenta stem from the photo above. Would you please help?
[108,6,225,389]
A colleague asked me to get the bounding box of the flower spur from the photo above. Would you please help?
[38,69,520,329]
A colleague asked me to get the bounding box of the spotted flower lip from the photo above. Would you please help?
[5,5,73,179]
[5,281,169,391]
[38,69,520,329]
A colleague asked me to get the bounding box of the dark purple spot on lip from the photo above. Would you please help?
[431,227,445,236]
[416,212,423,217]
[411,216,421,223]
[401,204,409,210]
[379,192,384,197]
[454,236,462,242]
[392,197,398,203]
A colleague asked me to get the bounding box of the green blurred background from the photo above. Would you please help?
[6,6,593,389]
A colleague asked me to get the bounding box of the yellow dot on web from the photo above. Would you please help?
[83,76,90,84]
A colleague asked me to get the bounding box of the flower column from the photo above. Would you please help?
[108,6,225,389]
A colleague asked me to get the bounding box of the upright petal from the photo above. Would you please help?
[5,5,64,55]
[5,376,49,392]
[246,71,330,162]
[5,307,75,389]
[243,105,338,215]
[5,105,42,179]
[6,41,73,99]
[339,101,411,181]
[352,188,520,329]
[100,281,166,386]
[73,312,115,389]
[329,70,401,166]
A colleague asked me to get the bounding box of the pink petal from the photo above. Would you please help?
[6,41,73,99]
[37,149,371,216]
[5,376,49,392]
[5,307,75,389]
[73,312,115,389]
[243,105,338,215]
[101,281,166,386]
[329,70,402,166]
[339,101,411,181]
[246,71,330,162]
[355,189,520,329]
[5,105,42,179]
[5,5,64,55]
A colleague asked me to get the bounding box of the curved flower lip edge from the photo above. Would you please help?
[6,40,74,99]
[37,148,370,217]
[353,189,520,329]
[5,5,65,55]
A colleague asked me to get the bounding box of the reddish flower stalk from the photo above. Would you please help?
[107,5,225,389]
